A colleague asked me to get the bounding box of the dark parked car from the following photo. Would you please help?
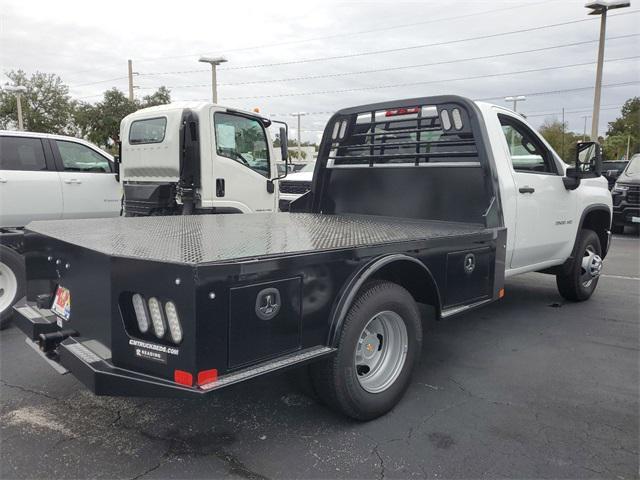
[602,160,628,190]
[611,154,640,233]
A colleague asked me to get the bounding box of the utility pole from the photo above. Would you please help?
[582,115,590,141]
[626,134,631,161]
[585,1,630,140]
[198,56,227,103]
[128,59,134,101]
[291,112,308,161]
[4,85,27,130]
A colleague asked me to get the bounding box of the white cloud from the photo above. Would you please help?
[1,0,638,141]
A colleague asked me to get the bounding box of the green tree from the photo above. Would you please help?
[141,86,171,107]
[604,97,639,160]
[0,70,73,133]
[71,86,172,149]
[538,119,584,163]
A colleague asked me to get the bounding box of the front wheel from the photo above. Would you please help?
[556,229,602,302]
[311,280,422,420]
[0,246,25,329]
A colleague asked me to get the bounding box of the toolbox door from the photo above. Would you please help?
[228,277,302,368]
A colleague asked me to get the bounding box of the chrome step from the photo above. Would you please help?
[199,346,334,391]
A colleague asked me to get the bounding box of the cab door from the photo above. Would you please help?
[497,113,577,269]
[50,139,121,219]
[210,111,277,213]
[0,135,63,227]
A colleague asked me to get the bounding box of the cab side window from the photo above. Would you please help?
[214,113,270,178]
[498,114,557,174]
[0,136,47,171]
[55,140,112,173]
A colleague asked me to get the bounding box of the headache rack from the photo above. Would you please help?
[325,101,479,168]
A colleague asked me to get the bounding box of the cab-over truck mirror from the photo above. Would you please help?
[563,141,602,190]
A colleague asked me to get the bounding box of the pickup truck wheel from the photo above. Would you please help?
[556,229,602,302]
[311,280,422,420]
[0,246,25,329]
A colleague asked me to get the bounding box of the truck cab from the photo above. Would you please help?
[120,102,286,216]
[475,102,612,275]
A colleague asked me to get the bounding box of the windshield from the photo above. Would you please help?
[300,162,316,172]
[625,155,640,176]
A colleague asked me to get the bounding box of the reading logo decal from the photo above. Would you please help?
[256,288,281,320]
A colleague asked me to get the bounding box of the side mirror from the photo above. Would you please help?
[113,154,121,182]
[575,141,602,177]
[272,126,289,181]
[564,142,602,190]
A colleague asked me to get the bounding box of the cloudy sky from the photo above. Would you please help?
[1,0,638,142]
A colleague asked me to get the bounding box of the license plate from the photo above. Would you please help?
[632,216,640,224]
[52,286,71,321]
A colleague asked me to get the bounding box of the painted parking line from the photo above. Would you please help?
[601,274,640,281]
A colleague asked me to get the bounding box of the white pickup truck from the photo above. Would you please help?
[13,95,613,420]
[0,131,121,327]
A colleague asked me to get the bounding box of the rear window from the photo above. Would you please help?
[0,136,47,171]
[129,117,167,144]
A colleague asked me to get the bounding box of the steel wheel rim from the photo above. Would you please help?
[0,262,18,313]
[580,244,602,288]
[354,311,408,394]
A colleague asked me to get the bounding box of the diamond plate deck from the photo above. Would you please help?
[27,213,488,265]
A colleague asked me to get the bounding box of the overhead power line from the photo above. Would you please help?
[133,1,557,63]
[181,81,640,106]
[215,56,639,100]
[219,10,640,71]
[476,81,639,102]
[524,104,623,118]
[137,10,639,77]
[137,34,638,89]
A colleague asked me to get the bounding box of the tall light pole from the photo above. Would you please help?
[585,0,630,140]
[504,95,526,112]
[4,85,27,131]
[198,56,227,103]
[504,96,525,152]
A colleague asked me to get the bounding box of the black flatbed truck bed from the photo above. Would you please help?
[14,95,508,419]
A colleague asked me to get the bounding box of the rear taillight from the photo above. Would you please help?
[164,301,182,344]
[129,294,183,345]
[132,294,149,333]
[148,297,166,339]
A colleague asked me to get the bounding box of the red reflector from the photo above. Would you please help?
[197,369,218,386]
[499,288,505,299]
[174,370,193,387]
[385,106,420,117]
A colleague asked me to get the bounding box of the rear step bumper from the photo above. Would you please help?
[13,298,334,398]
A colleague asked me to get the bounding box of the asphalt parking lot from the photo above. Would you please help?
[1,233,638,480]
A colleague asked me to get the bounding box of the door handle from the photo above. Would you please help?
[64,179,82,184]
[0,177,7,183]
[519,186,535,194]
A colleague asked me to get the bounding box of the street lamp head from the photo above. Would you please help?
[198,56,228,66]
[504,96,526,102]
[4,85,27,94]
[585,0,630,14]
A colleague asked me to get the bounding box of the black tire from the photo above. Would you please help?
[611,224,624,235]
[311,280,422,421]
[0,246,25,329]
[556,229,602,302]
